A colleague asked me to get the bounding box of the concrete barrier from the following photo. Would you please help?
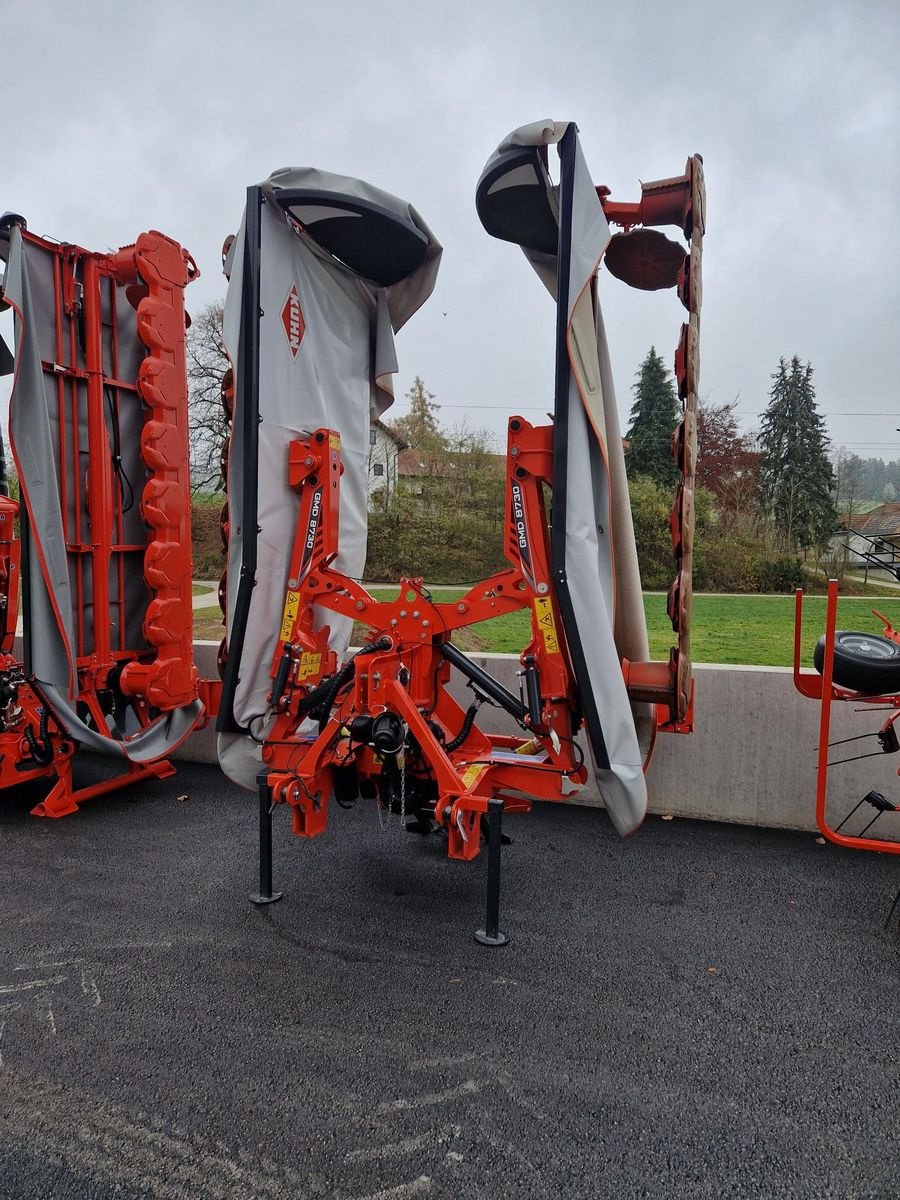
[178,644,900,838]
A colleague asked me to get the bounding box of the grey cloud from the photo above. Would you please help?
[2,0,898,455]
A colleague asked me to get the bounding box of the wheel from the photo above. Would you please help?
[814,630,900,694]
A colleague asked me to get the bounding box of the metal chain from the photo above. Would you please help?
[375,751,407,833]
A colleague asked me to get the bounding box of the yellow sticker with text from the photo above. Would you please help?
[329,433,341,451]
[460,764,484,790]
[297,652,322,681]
[533,597,559,654]
[279,590,300,642]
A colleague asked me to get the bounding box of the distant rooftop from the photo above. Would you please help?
[844,501,900,537]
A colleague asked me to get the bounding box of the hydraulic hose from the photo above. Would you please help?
[445,703,479,753]
[299,637,392,728]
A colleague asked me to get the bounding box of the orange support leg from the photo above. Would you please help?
[30,758,177,818]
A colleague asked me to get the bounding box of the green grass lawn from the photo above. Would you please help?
[194,588,900,668]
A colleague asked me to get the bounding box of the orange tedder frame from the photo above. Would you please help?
[794,579,900,859]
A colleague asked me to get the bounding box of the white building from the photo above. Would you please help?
[837,502,900,578]
[368,420,405,510]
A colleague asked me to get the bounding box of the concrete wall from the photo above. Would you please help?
[180,644,900,838]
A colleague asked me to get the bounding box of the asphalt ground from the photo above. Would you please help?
[1,758,898,1200]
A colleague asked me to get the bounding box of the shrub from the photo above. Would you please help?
[628,476,674,589]
[751,555,805,593]
[191,502,226,579]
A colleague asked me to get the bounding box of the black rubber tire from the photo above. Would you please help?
[813,630,900,694]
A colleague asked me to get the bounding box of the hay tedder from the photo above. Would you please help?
[2,120,705,941]
[795,582,900,927]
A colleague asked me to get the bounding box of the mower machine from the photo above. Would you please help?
[216,120,704,941]
[0,213,216,816]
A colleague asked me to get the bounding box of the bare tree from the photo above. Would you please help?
[186,300,230,494]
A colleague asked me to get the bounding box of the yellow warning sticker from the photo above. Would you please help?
[329,433,341,451]
[533,597,559,654]
[279,590,300,642]
[297,652,322,681]
[460,764,485,790]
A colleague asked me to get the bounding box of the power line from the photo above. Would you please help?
[419,402,897,419]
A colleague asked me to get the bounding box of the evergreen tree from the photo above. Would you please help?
[625,347,679,486]
[392,376,444,451]
[758,356,836,549]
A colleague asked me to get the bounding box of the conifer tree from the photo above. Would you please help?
[625,347,679,487]
[758,356,835,549]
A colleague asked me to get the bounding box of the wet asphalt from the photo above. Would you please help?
[1,757,898,1199]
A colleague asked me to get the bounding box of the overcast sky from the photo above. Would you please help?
[2,0,898,457]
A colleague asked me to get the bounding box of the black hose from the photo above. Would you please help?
[39,705,54,761]
[300,637,392,729]
[445,703,479,753]
[24,722,53,766]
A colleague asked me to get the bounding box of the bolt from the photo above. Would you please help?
[511,445,519,457]
[304,456,313,466]
[457,602,468,613]
[422,619,430,628]
[413,610,420,619]
[537,582,548,594]
[288,578,298,588]
[356,600,365,611]
[400,610,407,618]
[390,618,398,627]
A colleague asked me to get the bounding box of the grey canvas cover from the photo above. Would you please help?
[3,226,202,760]
[477,121,654,835]
[217,169,441,789]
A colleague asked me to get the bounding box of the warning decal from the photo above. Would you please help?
[533,597,559,654]
[460,763,486,790]
[297,653,322,682]
[279,590,300,642]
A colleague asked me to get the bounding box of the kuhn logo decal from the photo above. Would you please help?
[281,286,306,358]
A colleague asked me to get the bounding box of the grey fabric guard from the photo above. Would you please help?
[479,121,653,834]
[218,172,440,789]
[5,228,202,761]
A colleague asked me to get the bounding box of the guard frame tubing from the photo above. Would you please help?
[218,186,263,734]
[794,579,900,855]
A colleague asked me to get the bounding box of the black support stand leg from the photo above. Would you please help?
[250,775,283,906]
[884,884,900,931]
[475,798,509,947]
